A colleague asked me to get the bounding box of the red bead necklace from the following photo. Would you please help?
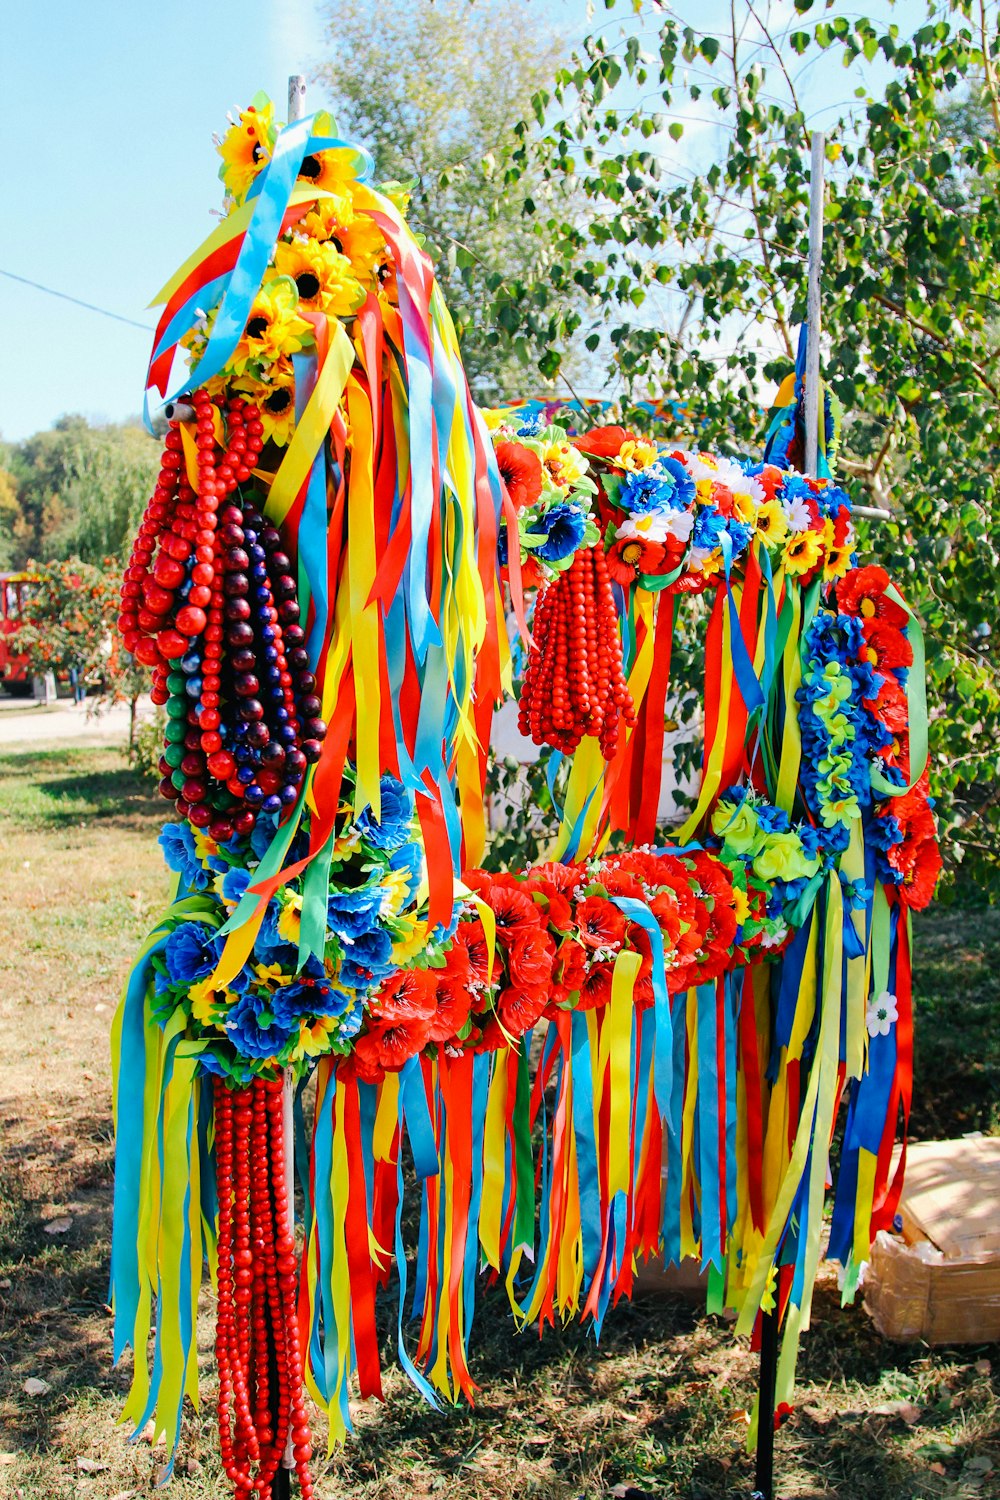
[518,544,637,760]
[214,1078,315,1500]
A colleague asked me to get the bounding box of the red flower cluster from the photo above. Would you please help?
[837,565,915,760]
[878,775,942,911]
[350,845,778,1080]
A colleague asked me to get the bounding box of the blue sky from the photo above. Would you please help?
[2,0,903,443]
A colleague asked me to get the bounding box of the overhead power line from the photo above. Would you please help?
[0,268,155,333]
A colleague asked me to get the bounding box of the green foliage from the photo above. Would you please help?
[493,0,1000,896]
[313,0,582,401]
[3,414,159,568]
[485,753,563,868]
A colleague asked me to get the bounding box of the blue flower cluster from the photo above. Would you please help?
[796,611,892,851]
[619,458,695,516]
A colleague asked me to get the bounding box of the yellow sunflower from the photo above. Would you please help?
[301,192,356,244]
[297,146,360,195]
[229,278,312,375]
[822,518,853,581]
[234,358,297,447]
[783,528,824,576]
[272,238,365,318]
[217,101,275,202]
[338,213,390,281]
[754,498,789,548]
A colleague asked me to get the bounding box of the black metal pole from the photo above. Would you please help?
[752,1305,779,1500]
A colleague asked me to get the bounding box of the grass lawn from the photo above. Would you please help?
[0,743,997,1499]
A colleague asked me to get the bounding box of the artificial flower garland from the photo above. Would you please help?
[109,96,939,1492]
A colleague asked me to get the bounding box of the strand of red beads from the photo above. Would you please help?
[213,1079,313,1500]
[517,545,637,759]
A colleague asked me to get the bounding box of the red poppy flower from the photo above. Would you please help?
[576,894,627,950]
[521,874,573,931]
[373,968,437,1025]
[895,835,942,911]
[426,975,473,1044]
[836,566,908,629]
[451,918,493,984]
[861,619,913,673]
[533,861,586,896]
[495,441,544,511]
[866,671,908,733]
[354,1014,431,1075]
[497,982,549,1037]
[506,925,556,988]
[606,536,668,585]
[577,961,615,1011]
[599,866,645,900]
[571,424,634,458]
[491,881,544,941]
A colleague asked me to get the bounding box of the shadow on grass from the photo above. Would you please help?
[0,1104,129,1457]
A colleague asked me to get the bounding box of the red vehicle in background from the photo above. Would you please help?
[0,572,38,695]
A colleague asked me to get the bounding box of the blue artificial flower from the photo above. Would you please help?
[357,775,415,851]
[781,474,816,504]
[756,804,791,836]
[158,824,213,891]
[222,867,253,905]
[515,416,544,437]
[270,972,336,1026]
[225,991,295,1060]
[725,518,754,559]
[164,922,222,986]
[691,507,728,551]
[536,504,586,562]
[618,467,679,516]
[816,483,851,519]
[798,824,823,861]
[327,884,383,941]
[497,522,509,566]
[347,925,394,973]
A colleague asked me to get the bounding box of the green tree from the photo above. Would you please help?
[313,0,578,401]
[493,0,1000,896]
[5,416,159,567]
[10,558,147,749]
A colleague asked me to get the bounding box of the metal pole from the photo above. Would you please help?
[803,131,825,480]
[288,73,306,122]
[753,131,826,1500]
